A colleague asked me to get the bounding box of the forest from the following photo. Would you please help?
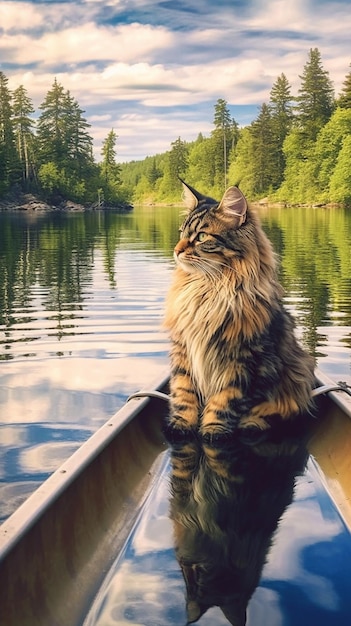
[1,48,351,207]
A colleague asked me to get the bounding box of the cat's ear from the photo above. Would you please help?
[180,179,210,212]
[217,186,247,226]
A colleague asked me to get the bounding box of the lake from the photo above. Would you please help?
[0,205,351,522]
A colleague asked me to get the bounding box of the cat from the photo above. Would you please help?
[164,180,316,624]
[164,180,316,459]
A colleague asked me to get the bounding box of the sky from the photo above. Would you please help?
[0,0,350,162]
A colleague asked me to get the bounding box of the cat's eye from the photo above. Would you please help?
[196,232,207,242]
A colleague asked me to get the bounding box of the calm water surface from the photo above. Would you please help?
[0,205,350,522]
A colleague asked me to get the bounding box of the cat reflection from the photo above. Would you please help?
[169,426,309,626]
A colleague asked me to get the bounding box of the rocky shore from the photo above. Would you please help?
[0,191,133,213]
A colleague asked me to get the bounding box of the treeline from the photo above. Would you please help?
[1,48,350,207]
[0,76,128,205]
[120,48,351,205]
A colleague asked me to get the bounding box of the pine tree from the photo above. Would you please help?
[158,137,188,198]
[146,158,161,187]
[0,71,18,194]
[296,48,334,141]
[64,91,94,174]
[250,103,276,196]
[269,73,294,187]
[338,64,351,109]
[212,98,232,189]
[169,136,188,179]
[100,129,121,203]
[101,129,120,179]
[37,80,94,171]
[37,78,68,167]
[37,79,95,200]
[12,85,36,186]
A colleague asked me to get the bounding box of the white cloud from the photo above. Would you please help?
[0,1,44,30]
[2,0,350,161]
[0,19,174,66]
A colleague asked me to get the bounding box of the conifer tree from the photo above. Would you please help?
[158,137,188,198]
[269,73,294,187]
[37,79,94,172]
[250,103,276,196]
[212,98,232,189]
[295,48,334,141]
[37,79,95,200]
[100,129,121,202]
[64,91,94,174]
[12,85,36,186]
[146,158,161,187]
[338,64,351,109]
[0,71,18,194]
[169,136,188,179]
[37,79,68,167]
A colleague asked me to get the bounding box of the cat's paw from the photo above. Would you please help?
[237,423,269,445]
[200,425,237,448]
[162,419,198,444]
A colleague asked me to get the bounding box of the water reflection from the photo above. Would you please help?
[0,208,179,521]
[169,419,311,625]
[83,455,351,626]
[261,206,351,370]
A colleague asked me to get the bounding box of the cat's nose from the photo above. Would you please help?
[174,239,188,256]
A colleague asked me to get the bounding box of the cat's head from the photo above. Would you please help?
[174,180,273,282]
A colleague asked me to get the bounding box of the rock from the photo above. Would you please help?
[0,190,133,213]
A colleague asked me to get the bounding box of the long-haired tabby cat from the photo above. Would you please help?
[164,180,315,455]
[164,181,316,624]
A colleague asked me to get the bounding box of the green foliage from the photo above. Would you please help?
[269,73,294,187]
[12,85,36,186]
[36,80,95,202]
[0,71,20,193]
[186,136,216,191]
[296,48,335,142]
[211,98,238,192]
[313,108,351,200]
[229,104,279,199]
[329,135,351,204]
[337,64,351,109]
[38,161,63,194]
[99,129,124,204]
[157,137,188,200]
[1,49,351,207]
[276,129,319,203]
[227,127,255,195]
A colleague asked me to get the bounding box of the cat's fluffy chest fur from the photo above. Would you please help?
[167,271,233,400]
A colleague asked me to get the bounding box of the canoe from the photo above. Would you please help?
[0,368,351,626]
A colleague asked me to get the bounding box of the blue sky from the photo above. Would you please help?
[0,0,350,161]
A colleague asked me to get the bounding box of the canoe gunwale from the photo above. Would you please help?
[313,367,351,419]
[0,370,169,562]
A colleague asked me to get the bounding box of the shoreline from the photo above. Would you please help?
[0,192,133,213]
